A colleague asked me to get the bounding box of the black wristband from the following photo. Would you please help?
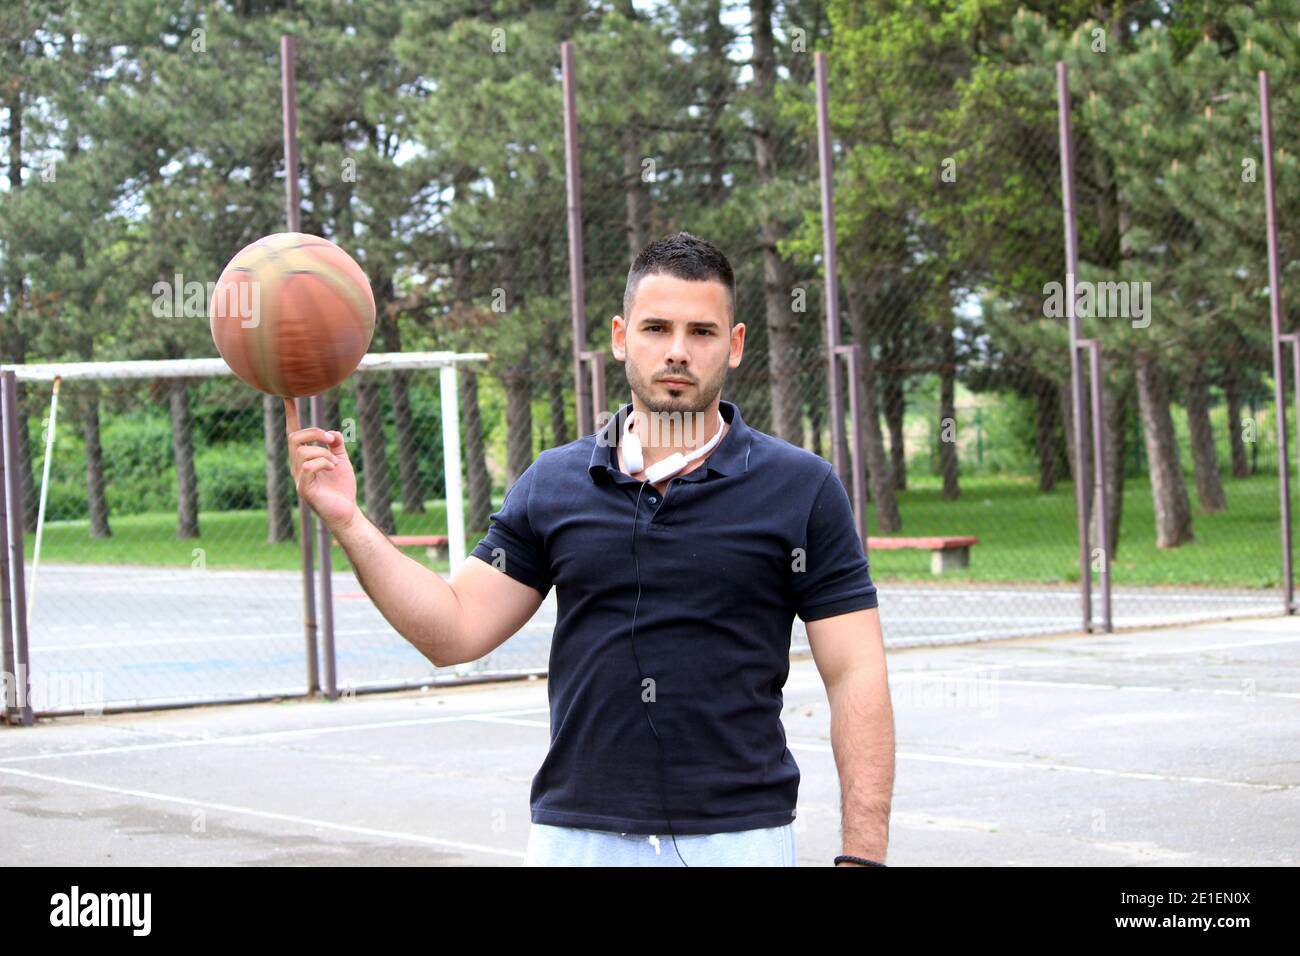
[834,855,887,867]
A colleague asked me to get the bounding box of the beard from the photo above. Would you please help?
[623,355,727,452]
[625,354,727,417]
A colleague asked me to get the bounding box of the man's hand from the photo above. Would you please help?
[284,397,358,532]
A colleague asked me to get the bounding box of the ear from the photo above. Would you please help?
[611,314,627,360]
[728,321,746,368]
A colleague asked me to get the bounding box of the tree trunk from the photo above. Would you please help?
[749,0,802,445]
[845,281,901,531]
[538,237,570,449]
[264,394,294,543]
[808,395,823,460]
[356,377,395,535]
[390,369,424,515]
[449,216,491,527]
[375,284,423,516]
[1223,367,1250,478]
[81,386,110,539]
[1034,376,1060,493]
[1135,356,1193,548]
[1092,367,1129,561]
[1058,379,1090,492]
[543,323,570,449]
[16,386,37,532]
[459,366,492,535]
[882,369,907,491]
[938,319,959,501]
[703,0,730,206]
[4,69,37,532]
[169,381,199,538]
[622,127,648,260]
[1182,363,1227,513]
[4,340,39,532]
[503,365,533,490]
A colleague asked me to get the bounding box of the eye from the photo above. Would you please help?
[694,329,713,335]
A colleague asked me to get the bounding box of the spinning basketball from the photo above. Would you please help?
[209,232,375,398]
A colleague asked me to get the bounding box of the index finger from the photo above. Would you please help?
[283,397,300,435]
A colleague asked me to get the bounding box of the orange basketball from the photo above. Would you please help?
[209,232,376,398]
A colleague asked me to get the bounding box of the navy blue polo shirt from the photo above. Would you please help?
[468,399,878,834]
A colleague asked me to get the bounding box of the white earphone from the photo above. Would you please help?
[621,407,726,484]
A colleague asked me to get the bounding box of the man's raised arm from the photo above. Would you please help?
[284,397,543,668]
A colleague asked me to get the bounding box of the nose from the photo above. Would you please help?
[663,328,690,371]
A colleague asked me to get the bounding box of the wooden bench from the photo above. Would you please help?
[867,536,978,575]
[331,533,450,564]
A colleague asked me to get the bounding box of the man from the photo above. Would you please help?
[285,232,894,867]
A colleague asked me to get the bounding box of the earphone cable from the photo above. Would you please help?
[629,478,688,867]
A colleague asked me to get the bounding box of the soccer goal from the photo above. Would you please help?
[0,351,488,721]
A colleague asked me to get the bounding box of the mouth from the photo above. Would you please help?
[659,379,693,387]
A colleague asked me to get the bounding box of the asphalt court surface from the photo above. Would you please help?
[2,613,1296,865]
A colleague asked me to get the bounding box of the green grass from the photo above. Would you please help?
[873,472,1289,589]
[19,473,1291,589]
[22,499,497,575]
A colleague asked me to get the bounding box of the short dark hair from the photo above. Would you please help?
[623,231,736,327]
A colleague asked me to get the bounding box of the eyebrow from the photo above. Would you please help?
[638,317,721,329]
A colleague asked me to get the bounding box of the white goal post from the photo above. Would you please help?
[3,351,490,628]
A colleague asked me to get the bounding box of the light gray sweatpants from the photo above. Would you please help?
[524,821,797,867]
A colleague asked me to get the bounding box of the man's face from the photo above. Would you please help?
[612,273,745,420]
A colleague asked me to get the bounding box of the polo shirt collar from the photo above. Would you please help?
[588,399,751,483]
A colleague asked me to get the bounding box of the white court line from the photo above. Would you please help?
[0,766,523,860]
[466,716,550,729]
[784,740,1295,791]
[0,707,552,764]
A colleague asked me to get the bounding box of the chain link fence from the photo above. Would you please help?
[2,2,1295,719]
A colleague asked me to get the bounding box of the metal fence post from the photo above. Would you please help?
[580,351,607,441]
[563,40,593,438]
[814,51,848,494]
[835,344,869,550]
[1260,71,1294,615]
[311,394,336,700]
[1057,62,1094,633]
[1079,339,1112,632]
[0,368,15,725]
[1,370,33,725]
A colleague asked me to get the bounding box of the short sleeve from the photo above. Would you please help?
[469,460,552,597]
[792,468,879,622]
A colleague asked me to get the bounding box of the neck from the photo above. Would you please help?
[625,400,726,473]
